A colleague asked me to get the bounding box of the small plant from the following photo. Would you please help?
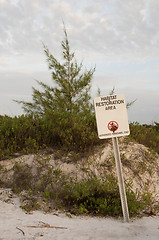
[12,163,33,193]
[62,174,150,217]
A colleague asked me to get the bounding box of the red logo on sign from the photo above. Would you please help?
[108,121,119,132]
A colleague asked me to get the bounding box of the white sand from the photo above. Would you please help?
[0,198,159,240]
[0,141,159,240]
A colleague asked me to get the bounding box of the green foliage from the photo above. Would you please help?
[0,114,43,159]
[12,162,33,193]
[125,187,149,216]
[63,175,151,217]
[14,26,97,150]
[63,175,122,216]
[129,122,159,153]
[0,113,99,160]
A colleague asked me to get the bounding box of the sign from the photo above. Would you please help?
[108,121,119,132]
[94,94,130,139]
[94,94,130,222]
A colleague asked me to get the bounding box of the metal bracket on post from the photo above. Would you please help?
[112,137,130,223]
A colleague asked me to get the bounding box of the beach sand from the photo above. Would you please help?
[0,197,159,240]
[0,140,159,240]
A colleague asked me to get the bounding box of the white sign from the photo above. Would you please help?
[94,94,130,139]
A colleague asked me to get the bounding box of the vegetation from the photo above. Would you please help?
[129,122,159,153]
[0,113,100,160]
[15,26,96,150]
[0,119,158,217]
[3,158,153,217]
[0,114,158,160]
[0,26,158,218]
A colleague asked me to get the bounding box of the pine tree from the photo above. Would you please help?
[16,26,96,148]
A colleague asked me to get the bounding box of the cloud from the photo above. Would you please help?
[1,0,159,62]
[0,0,159,122]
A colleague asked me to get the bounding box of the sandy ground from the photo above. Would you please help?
[0,141,159,240]
[0,196,159,240]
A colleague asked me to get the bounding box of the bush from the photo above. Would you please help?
[0,115,43,159]
[63,175,122,216]
[129,122,159,153]
[0,113,100,160]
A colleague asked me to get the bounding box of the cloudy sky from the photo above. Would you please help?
[0,0,159,124]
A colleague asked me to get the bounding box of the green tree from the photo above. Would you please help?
[16,26,97,149]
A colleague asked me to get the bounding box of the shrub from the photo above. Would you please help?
[0,113,100,160]
[129,122,159,153]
